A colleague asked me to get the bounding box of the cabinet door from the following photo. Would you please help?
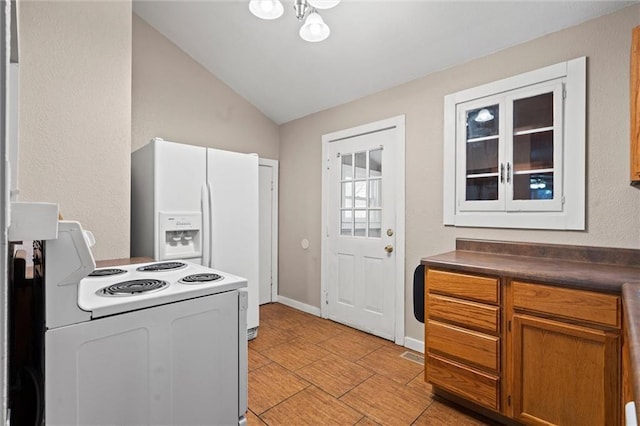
[457,81,563,214]
[456,96,506,212]
[505,81,564,212]
[511,314,620,426]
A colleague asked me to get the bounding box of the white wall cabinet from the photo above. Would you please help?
[443,57,586,230]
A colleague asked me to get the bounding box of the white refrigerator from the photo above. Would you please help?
[131,138,259,338]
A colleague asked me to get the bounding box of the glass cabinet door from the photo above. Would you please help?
[457,98,505,212]
[506,82,563,211]
[457,81,563,214]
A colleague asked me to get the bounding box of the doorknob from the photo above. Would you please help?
[385,245,394,253]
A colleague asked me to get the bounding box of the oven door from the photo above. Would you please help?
[45,290,241,425]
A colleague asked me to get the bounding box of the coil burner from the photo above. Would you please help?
[88,268,127,277]
[99,279,169,296]
[136,261,187,272]
[179,273,223,284]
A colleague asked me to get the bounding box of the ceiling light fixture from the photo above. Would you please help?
[249,0,284,20]
[249,0,340,42]
[474,108,495,123]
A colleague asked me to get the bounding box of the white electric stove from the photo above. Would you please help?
[78,260,248,318]
[44,222,249,426]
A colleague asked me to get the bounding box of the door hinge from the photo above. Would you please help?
[561,195,566,205]
[508,320,512,332]
[326,156,331,170]
[508,395,512,406]
[562,85,567,99]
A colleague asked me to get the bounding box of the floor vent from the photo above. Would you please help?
[400,351,424,365]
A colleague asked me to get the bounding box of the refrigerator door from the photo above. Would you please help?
[132,139,207,261]
[153,140,207,262]
[207,149,260,333]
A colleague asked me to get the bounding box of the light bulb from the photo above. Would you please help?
[299,11,330,42]
[249,0,283,20]
[308,0,341,9]
[261,0,273,12]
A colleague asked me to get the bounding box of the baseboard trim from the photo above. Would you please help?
[276,295,321,317]
[404,337,424,354]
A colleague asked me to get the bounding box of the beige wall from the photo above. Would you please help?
[18,1,132,260]
[279,5,640,342]
[131,15,279,158]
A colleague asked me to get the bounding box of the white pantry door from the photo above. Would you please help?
[258,159,278,305]
[324,118,404,342]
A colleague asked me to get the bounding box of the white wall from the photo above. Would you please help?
[278,5,640,342]
[17,1,132,260]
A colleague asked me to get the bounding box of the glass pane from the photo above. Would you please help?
[466,138,499,175]
[513,92,553,132]
[513,131,553,171]
[369,149,382,177]
[466,176,499,201]
[340,210,352,236]
[341,182,353,208]
[354,210,367,237]
[355,152,367,179]
[354,181,367,208]
[369,210,381,238]
[341,154,353,180]
[466,104,499,139]
[513,172,554,200]
[369,179,381,208]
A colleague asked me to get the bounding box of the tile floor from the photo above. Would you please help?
[247,303,496,425]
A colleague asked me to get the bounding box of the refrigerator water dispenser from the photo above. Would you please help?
[158,212,202,260]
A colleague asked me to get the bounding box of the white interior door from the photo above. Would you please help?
[325,123,402,341]
[258,159,278,305]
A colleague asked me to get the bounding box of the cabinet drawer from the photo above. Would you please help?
[428,294,499,334]
[427,269,499,304]
[427,353,499,411]
[512,281,620,328]
[427,320,499,371]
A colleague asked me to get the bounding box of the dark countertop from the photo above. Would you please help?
[421,249,640,294]
[95,257,154,268]
[421,239,640,421]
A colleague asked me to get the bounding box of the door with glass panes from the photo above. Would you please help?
[457,80,563,213]
[326,128,396,341]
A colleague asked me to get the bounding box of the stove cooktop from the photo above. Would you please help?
[78,260,247,318]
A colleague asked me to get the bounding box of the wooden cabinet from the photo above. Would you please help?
[425,269,502,412]
[631,25,640,183]
[508,281,621,426]
[509,281,621,425]
[425,269,623,425]
[511,314,620,425]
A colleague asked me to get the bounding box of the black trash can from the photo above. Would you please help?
[413,264,425,323]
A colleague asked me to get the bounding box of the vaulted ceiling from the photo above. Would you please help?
[133,0,637,124]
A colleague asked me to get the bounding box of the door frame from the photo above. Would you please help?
[1,1,9,422]
[320,115,406,345]
[259,158,279,303]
